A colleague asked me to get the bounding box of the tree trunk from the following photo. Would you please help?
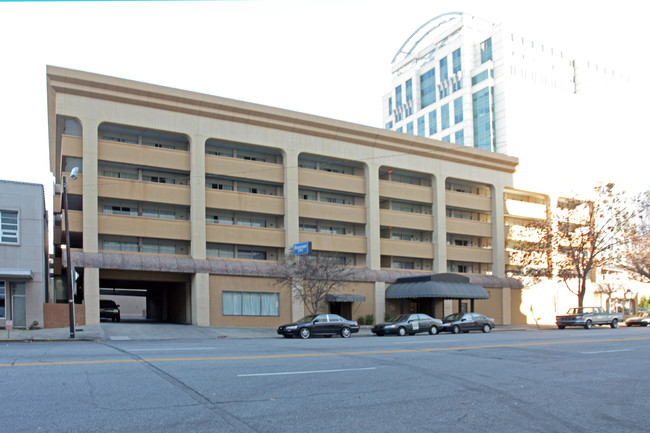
[577,278,587,307]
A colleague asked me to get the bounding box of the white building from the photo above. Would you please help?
[382,12,633,195]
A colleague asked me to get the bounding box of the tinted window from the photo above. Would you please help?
[315,314,328,322]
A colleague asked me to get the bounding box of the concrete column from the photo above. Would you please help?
[81,118,100,253]
[190,134,207,260]
[284,149,300,255]
[291,278,305,321]
[80,118,100,326]
[188,134,208,326]
[374,281,386,323]
[491,184,506,277]
[84,267,100,325]
[191,273,210,326]
[365,162,381,270]
[432,174,447,273]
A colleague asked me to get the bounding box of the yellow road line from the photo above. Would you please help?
[2,336,649,368]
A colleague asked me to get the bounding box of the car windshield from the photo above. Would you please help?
[387,314,410,323]
[295,315,317,324]
[442,313,464,322]
[100,300,117,308]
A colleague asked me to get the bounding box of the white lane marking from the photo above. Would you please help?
[130,347,217,352]
[108,336,131,341]
[581,349,633,354]
[238,367,376,377]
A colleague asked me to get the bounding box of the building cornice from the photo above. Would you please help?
[47,65,519,175]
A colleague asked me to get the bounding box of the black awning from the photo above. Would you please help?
[385,280,489,300]
[325,294,367,303]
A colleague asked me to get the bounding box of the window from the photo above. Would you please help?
[452,48,462,74]
[319,226,345,235]
[1,211,18,244]
[406,122,414,135]
[393,260,414,270]
[454,97,463,124]
[209,215,234,225]
[405,79,413,117]
[472,70,489,86]
[480,38,493,64]
[103,239,138,252]
[420,68,436,108]
[441,104,450,130]
[440,57,448,81]
[223,291,280,316]
[238,249,267,260]
[417,116,425,137]
[455,130,465,145]
[142,242,176,255]
[206,244,235,258]
[388,97,393,115]
[473,87,493,151]
[442,135,451,143]
[428,110,437,135]
[104,205,137,216]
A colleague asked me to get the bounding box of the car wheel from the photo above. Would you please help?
[283,334,292,338]
[557,325,565,329]
[116,315,120,322]
[452,325,461,334]
[584,320,593,329]
[340,327,351,338]
[398,327,407,336]
[610,319,618,328]
[376,333,384,336]
[482,324,491,333]
[299,328,311,339]
[429,326,438,335]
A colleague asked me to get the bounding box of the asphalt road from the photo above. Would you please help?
[2,326,649,433]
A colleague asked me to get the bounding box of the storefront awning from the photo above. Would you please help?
[0,268,34,280]
[325,294,367,303]
[386,273,489,300]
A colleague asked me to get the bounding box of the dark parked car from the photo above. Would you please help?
[277,314,359,339]
[371,313,442,336]
[100,299,121,322]
[625,311,650,327]
[439,312,495,334]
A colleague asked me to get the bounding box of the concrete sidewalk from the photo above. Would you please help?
[1,321,555,342]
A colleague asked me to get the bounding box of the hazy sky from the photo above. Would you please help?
[0,0,646,202]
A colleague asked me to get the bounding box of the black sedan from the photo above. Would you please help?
[371,313,442,336]
[99,299,121,322]
[439,312,495,334]
[277,314,359,339]
[625,311,650,327]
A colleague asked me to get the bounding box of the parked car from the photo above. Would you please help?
[371,313,442,336]
[439,312,495,334]
[99,299,121,322]
[277,314,359,339]
[625,311,650,327]
[555,307,622,329]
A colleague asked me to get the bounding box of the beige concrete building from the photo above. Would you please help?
[47,66,528,328]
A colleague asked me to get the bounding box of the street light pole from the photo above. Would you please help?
[63,167,79,339]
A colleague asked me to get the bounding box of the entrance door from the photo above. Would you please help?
[12,294,26,328]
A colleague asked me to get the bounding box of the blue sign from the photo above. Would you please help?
[293,241,312,256]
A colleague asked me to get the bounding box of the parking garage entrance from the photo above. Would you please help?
[97,270,191,323]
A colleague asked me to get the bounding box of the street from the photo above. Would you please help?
[2,326,649,433]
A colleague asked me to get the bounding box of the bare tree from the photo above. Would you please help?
[512,184,635,307]
[553,183,633,307]
[274,255,355,315]
[618,191,650,282]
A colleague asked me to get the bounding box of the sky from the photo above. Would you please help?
[0,0,647,209]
